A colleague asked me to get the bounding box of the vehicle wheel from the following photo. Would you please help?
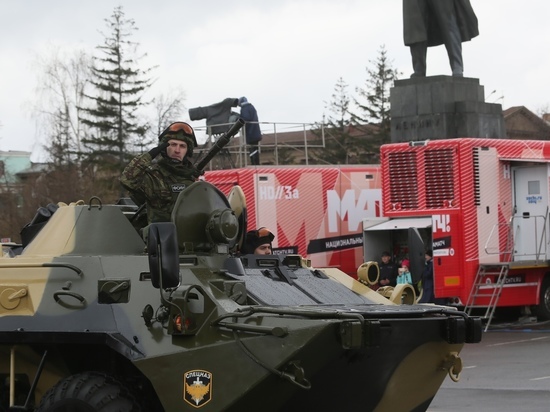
[36,371,141,412]
[534,277,550,320]
[495,306,522,322]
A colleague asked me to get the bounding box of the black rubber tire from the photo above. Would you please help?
[534,277,550,321]
[36,371,141,412]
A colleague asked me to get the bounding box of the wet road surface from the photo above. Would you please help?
[429,318,550,411]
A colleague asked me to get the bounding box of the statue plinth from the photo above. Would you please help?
[390,76,506,142]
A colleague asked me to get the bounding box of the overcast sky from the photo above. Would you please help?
[1,0,549,161]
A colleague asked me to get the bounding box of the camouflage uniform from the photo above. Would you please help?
[121,153,198,223]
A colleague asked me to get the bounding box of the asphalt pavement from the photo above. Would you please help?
[428,319,550,411]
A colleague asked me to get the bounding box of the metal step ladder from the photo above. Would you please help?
[464,263,510,332]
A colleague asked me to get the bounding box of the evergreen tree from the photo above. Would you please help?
[352,45,401,155]
[79,6,154,196]
[313,77,354,164]
[275,146,296,165]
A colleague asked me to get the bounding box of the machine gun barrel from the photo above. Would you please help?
[194,118,245,172]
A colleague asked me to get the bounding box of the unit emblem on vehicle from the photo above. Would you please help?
[184,370,212,408]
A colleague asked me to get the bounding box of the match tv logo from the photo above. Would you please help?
[327,189,381,232]
[433,214,451,233]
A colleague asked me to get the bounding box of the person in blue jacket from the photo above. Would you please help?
[419,250,435,303]
[238,97,262,165]
[397,259,413,285]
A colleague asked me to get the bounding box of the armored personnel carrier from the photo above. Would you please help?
[0,122,481,412]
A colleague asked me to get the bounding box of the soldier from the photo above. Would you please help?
[121,122,202,224]
[241,227,275,255]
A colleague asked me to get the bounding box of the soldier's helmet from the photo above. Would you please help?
[241,227,274,254]
[159,122,198,157]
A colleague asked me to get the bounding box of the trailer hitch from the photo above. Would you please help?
[440,351,463,382]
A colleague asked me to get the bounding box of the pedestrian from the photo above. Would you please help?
[403,0,479,77]
[378,251,398,287]
[241,227,274,255]
[419,250,435,303]
[238,97,262,165]
[397,259,413,285]
[120,121,202,224]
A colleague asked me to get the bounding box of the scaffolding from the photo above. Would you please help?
[193,121,326,169]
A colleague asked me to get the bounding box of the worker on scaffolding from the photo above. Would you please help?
[238,97,262,165]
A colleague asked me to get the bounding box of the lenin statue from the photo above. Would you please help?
[403,0,479,77]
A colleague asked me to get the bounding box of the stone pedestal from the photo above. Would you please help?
[390,76,506,142]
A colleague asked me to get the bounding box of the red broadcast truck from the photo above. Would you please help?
[362,138,550,320]
[204,165,382,276]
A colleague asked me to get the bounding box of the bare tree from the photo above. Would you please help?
[33,47,92,165]
[536,104,550,119]
[152,87,187,136]
[132,87,187,154]
[26,47,105,208]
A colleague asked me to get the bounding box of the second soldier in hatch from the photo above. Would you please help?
[240,227,275,255]
[120,122,202,224]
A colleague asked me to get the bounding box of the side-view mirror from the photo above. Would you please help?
[147,223,180,289]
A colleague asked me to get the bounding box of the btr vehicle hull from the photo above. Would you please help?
[0,181,481,411]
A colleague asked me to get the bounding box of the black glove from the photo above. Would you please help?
[148,141,169,158]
